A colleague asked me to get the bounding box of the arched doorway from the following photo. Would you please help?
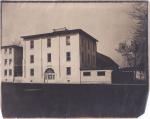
[44,68,55,82]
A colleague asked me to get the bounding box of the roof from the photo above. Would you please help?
[1,45,22,49]
[119,66,144,71]
[96,52,119,70]
[80,52,119,70]
[21,29,98,42]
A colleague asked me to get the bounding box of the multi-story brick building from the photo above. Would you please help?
[21,28,118,84]
[21,28,98,83]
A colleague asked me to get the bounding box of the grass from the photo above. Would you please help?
[1,82,148,118]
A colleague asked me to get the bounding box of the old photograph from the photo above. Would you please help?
[1,0,148,118]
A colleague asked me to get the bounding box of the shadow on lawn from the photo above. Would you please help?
[1,82,148,118]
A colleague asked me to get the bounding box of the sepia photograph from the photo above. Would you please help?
[1,0,148,118]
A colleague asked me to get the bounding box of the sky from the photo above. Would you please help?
[2,2,138,67]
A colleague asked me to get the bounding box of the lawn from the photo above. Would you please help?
[1,82,148,118]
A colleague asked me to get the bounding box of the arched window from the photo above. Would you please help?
[44,68,55,80]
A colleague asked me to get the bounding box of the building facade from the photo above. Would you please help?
[1,45,23,82]
[1,28,116,84]
[22,28,98,84]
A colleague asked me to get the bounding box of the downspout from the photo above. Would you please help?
[41,38,43,83]
[59,35,61,78]
[13,49,15,83]
[1,2,2,48]
[24,41,26,79]
[79,35,81,84]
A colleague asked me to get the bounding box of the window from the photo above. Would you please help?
[66,36,70,45]
[66,52,71,61]
[47,38,51,47]
[4,59,7,65]
[47,53,51,62]
[4,49,7,54]
[9,59,12,65]
[30,40,34,49]
[30,69,34,76]
[9,48,12,54]
[83,72,91,76]
[4,70,7,76]
[97,71,105,76]
[66,67,71,75]
[9,69,12,76]
[30,55,34,63]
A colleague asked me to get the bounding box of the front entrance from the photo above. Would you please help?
[44,68,55,82]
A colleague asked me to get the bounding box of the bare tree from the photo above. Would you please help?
[116,3,147,80]
[116,41,134,67]
[130,3,148,71]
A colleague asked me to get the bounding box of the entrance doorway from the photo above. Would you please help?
[44,68,55,82]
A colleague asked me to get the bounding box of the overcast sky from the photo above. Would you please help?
[2,2,138,67]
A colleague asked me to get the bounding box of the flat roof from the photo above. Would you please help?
[1,45,22,49]
[21,29,98,42]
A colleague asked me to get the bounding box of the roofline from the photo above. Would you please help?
[1,45,23,49]
[80,68,112,71]
[96,52,119,67]
[21,29,98,42]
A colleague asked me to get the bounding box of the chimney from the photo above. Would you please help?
[53,27,68,32]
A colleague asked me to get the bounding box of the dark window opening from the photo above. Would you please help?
[83,72,91,76]
[30,40,34,49]
[30,69,34,76]
[9,59,12,65]
[47,53,51,62]
[66,36,70,45]
[66,52,71,61]
[9,69,12,76]
[9,48,12,54]
[66,67,71,75]
[4,59,7,65]
[30,55,34,63]
[4,70,7,76]
[4,49,7,54]
[47,38,51,47]
[97,71,105,76]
